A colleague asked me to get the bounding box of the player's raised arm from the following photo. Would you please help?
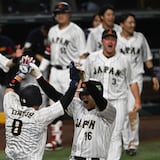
[29,62,63,102]
[5,55,34,94]
[30,60,81,109]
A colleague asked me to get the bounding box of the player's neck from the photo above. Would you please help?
[58,22,70,30]
[102,22,113,30]
[103,50,115,58]
[120,31,133,40]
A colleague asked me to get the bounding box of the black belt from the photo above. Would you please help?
[51,65,69,70]
[74,156,100,160]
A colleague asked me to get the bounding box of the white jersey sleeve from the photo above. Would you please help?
[35,101,64,125]
[3,92,21,113]
[141,33,153,62]
[0,53,10,72]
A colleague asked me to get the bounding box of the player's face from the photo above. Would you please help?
[55,13,70,25]
[121,16,136,34]
[102,36,117,56]
[101,9,115,28]
[92,15,101,28]
[80,94,96,110]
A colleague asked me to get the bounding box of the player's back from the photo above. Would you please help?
[5,106,48,160]
[4,92,48,160]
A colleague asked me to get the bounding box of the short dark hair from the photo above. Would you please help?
[99,4,115,16]
[119,13,136,23]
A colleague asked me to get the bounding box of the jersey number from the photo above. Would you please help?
[11,119,23,136]
[84,131,92,140]
[112,78,116,85]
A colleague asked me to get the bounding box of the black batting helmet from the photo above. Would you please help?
[53,2,71,15]
[19,85,42,107]
[78,79,103,98]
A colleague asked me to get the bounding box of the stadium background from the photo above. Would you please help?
[0,0,160,159]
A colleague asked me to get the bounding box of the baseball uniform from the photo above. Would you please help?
[67,97,116,159]
[84,50,134,160]
[4,91,64,160]
[116,31,153,150]
[86,24,121,53]
[48,22,86,93]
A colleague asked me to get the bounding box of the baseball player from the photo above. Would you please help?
[39,1,87,150]
[86,4,121,53]
[29,62,116,160]
[84,29,141,160]
[4,56,80,160]
[116,13,159,156]
[84,13,101,39]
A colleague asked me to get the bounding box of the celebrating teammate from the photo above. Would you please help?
[84,29,141,160]
[86,4,121,53]
[39,1,87,150]
[28,61,116,159]
[3,56,80,160]
[116,13,159,156]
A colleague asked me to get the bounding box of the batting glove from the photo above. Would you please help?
[29,63,42,79]
[69,61,80,88]
[17,55,35,79]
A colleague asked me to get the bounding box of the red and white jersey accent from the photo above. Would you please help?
[48,22,86,66]
[67,97,116,159]
[86,24,121,53]
[4,91,64,160]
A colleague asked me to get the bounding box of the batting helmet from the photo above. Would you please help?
[53,2,71,15]
[78,79,103,98]
[19,85,42,107]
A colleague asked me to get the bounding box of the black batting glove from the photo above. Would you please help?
[69,61,80,88]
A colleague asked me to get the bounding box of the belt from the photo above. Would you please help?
[51,65,69,70]
[74,156,100,160]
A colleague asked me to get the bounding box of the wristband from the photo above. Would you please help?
[148,67,156,78]
[7,78,20,91]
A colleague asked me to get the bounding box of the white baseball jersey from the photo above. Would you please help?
[86,24,121,53]
[84,50,133,100]
[4,91,64,160]
[116,31,153,78]
[67,97,116,159]
[48,22,86,66]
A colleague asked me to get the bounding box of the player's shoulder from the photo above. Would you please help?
[48,25,58,33]
[89,24,102,35]
[134,31,144,38]
[87,50,101,60]
[69,22,83,31]
[113,24,122,32]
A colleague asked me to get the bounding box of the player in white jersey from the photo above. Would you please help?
[116,13,159,156]
[84,29,141,160]
[86,4,121,53]
[4,56,80,160]
[30,63,116,160]
[39,2,87,150]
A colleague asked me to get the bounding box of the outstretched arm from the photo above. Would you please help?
[30,61,80,108]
